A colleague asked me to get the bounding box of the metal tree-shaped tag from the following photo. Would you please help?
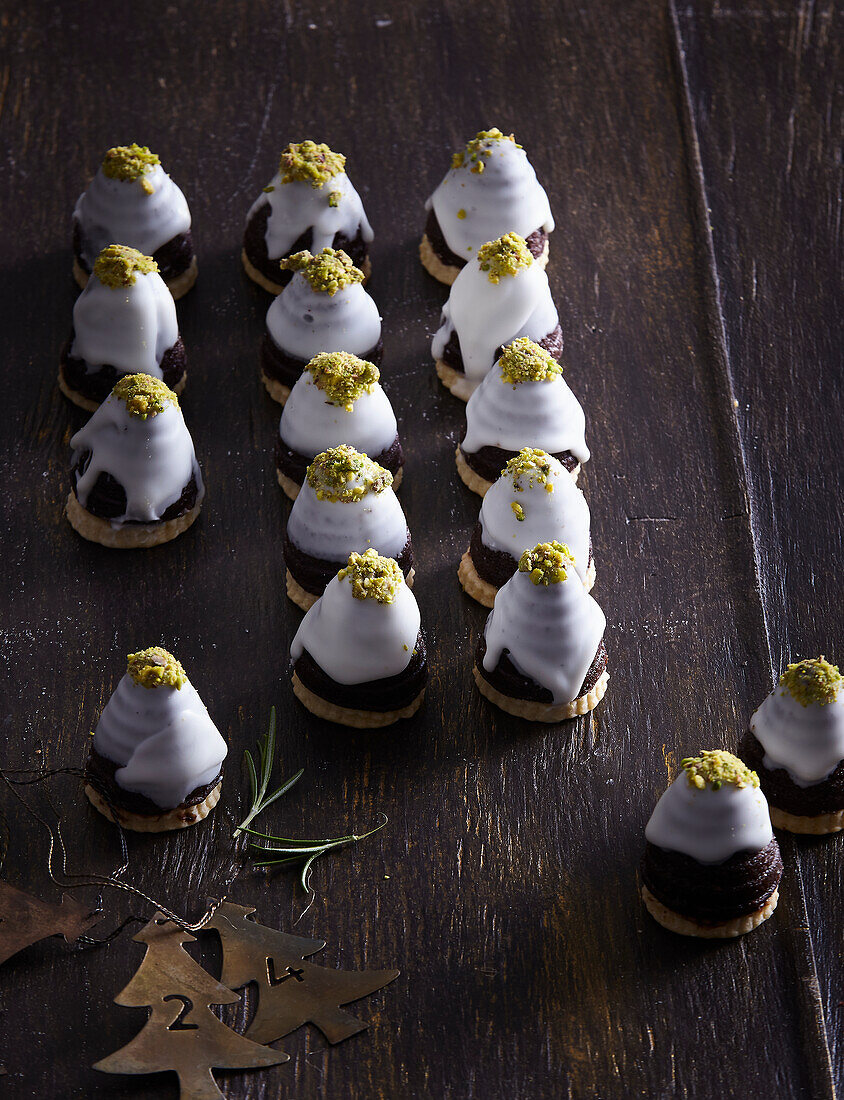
[0,878,99,967]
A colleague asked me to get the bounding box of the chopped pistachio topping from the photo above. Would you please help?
[279,248,363,295]
[511,502,525,521]
[102,144,160,193]
[498,337,562,385]
[457,208,467,219]
[328,190,341,207]
[306,444,392,503]
[306,352,379,411]
[780,657,842,707]
[112,373,178,419]
[681,750,759,791]
[504,447,555,493]
[126,646,186,690]
[477,233,532,283]
[279,140,345,187]
[93,244,158,288]
[338,548,403,604]
[451,127,520,172]
[518,541,575,585]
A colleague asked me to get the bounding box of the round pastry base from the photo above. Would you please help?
[291,672,425,729]
[436,360,480,403]
[277,464,403,503]
[641,885,779,939]
[84,780,222,833]
[769,806,844,835]
[419,234,549,287]
[261,370,291,406]
[455,445,580,498]
[57,365,187,413]
[458,549,596,607]
[243,248,372,295]
[287,566,415,611]
[73,256,198,301]
[473,666,608,722]
[66,492,202,549]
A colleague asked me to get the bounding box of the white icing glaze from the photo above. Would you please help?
[279,372,397,458]
[93,673,227,809]
[462,359,589,462]
[431,258,558,391]
[751,686,844,786]
[266,273,381,362]
[426,136,554,258]
[70,392,203,525]
[287,474,408,562]
[248,171,373,259]
[70,267,178,377]
[645,773,773,864]
[291,571,419,685]
[480,456,591,584]
[482,562,604,704]
[74,164,191,269]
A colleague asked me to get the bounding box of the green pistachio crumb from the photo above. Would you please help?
[451,127,519,170]
[337,548,403,604]
[681,750,759,791]
[262,184,275,193]
[477,232,532,283]
[498,337,562,385]
[306,352,379,410]
[306,444,392,503]
[93,244,158,288]
[503,447,555,492]
[511,502,525,521]
[279,248,363,295]
[102,144,160,192]
[112,374,178,419]
[328,190,341,207]
[279,140,345,187]
[457,208,467,219]
[126,646,186,689]
[518,541,575,585]
[780,657,842,706]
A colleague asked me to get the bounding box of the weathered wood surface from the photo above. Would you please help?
[0,1,839,1096]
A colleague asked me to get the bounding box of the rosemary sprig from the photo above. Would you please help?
[234,706,303,837]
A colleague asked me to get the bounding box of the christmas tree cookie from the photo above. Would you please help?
[260,248,382,404]
[743,657,844,834]
[474,541,607,721]
[66,374,204,548]
[284,445,413,610]
[73,143,196,298]
[641,751,783,938]
[421,128,554,285]
[431,233,561,400]
[243,140,373,294]
[291,549,427,728]
[59,245,187,412]
[84,648,228,832]
[277,352,402,500]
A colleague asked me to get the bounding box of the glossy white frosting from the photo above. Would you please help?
[482,561,604,704]
[287,475,408,563]
[431,258,558,391]
[462,359,589,462]
[279,372,397,458]
[93,673,227,809]
[751,685,844,786]
[266,273,381,362]
[70,266,178,377]
[426,135,554,258]
[646,773,774,864]
[248,170,373,260]
[71,392,203,525]
[480,456,591,585]
[291,570,419,685]
[74,164,191,269]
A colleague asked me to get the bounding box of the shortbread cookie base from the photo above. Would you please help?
[436,360,479,402]
[277,464,403,502]
[74,256,197,301]
[66,492,202,549]
[58,365,187,413]
[261,370,291,405]
[770,806,844,835]
[641,885,779,939]
[459,550,596,607]
[287,566,415,612]
[72,258,89,291]
[243,248,371,295]
[291,672,425,729]
[420,234,549,287]
[84,781,222,833]
[473,666,608,721]
[455,445,580,495]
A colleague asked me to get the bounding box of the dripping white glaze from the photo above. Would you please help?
[291,571,420,685]
[93,674,227,809]
[645,774,774,864]
[426,135,554,258]
[279,372,397,458]
[248,171,374,259]
[461,359,589,462]
[482,562,604,704]
[266,273,382,362]
[71,393,203,526]
[431,258,558,391]
[287,475,408,563]
[751,686,844,786]
[71,267,178,377]
[73,164,191,269]
[479,455,591,584]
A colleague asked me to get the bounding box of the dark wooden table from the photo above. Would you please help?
[0,1,840,1096]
